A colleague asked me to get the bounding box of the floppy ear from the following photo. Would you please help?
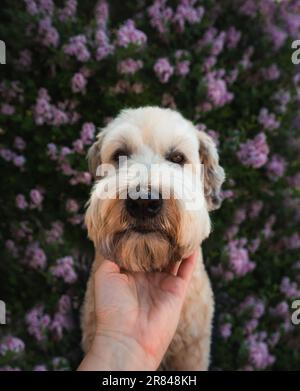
[87,130,107,179]
[197,130,225,211]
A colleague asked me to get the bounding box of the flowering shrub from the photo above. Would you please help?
[0,0,300,371]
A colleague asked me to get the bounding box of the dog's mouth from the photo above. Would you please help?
[131,227,156,234]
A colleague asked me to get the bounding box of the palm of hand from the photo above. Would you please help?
[94,264,186,359]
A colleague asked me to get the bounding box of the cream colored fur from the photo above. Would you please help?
[81,106,224,370]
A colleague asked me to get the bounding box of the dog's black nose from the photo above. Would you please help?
[125,191,163,219]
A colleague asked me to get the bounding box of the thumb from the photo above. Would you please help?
[94,259,120,283]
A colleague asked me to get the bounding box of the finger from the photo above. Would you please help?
[95,259,120,278]
[166,261,181,276]
[176,250,198,284]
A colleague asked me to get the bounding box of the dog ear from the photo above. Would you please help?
[87,130,106,179]
[197,130,225,211]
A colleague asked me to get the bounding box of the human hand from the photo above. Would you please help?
[78,251,197,371]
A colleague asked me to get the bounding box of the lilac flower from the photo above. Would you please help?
[116,20,147,48]
[47,143,58,159]
[1,103,15,115]
[13,155,26,167]
[80,122,95,145]
[26,305,51,341]
[0,336,25,356]
[280,277,300,298]
[262,64,280,81]
[248,338,275,369]
[14,137,26,151]
[95,29,114,61]
[24,0,38,15]
[148,0,173,34]
[51,256,77,284]
[173,1,204,32]
[220,323,232,339]
[211,32,226,56]
[25,242,47,270]
[30,189,44,208]
[59,0,77,22]
[205,73,233,107]
[16,194,28,210]
[0,148,15,161]
[266,155,286,180]
[71,72,87,94]
[38,17,59,48]
[239,0,257,17]
[175,60,190,76]
[237,132,269,168]
[72,139,84,153]
[117,59,143,75]
[265,24,287,51]
[38,0,54,15]
[50,296,74,340]
[258,108,280,131]
[63,35,91,62]
[5,240,18,257]
[262,215,276,239]
[16,49,32,70]
[226,27,241,49]
[154,58,174,83]
[45,221,64,244]
[272,90,290,113]
[249,238,261,253]
[227,239,255,277]
[244,319,258,334]
[95,0,109,28]
[248,200,263,219]
[282,233,300,250]
[269,301,289,318]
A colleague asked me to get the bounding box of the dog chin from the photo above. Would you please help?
[100,229,182,272]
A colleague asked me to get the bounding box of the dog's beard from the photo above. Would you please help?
[96,199,183,272]
[100,229,182,272]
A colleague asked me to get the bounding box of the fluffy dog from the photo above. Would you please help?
[81,106,225,370]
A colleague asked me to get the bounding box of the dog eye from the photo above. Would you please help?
[112,149,129,162]
[166,152,186,165]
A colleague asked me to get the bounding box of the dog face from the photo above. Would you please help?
[85,107,225,272]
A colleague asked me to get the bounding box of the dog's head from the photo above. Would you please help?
[85,107,225,272]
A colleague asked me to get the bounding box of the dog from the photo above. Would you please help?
[81,106,225,370]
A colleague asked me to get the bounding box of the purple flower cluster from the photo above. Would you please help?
[205,72,233,108]
[63,35,91,62]
[154,58,174,83]
[51,256,77,284]
[227,238,256,277]
[0,336,25,356]
[237,132,269,168]
[25,305,51,341]
[116,20,147,48]
[25,242,47,270]
[117,59,144,75]
[258,108,280,131]
[38,17,59,48]
[33,88,79,126]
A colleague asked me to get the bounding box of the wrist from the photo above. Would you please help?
[78,330,158,371]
